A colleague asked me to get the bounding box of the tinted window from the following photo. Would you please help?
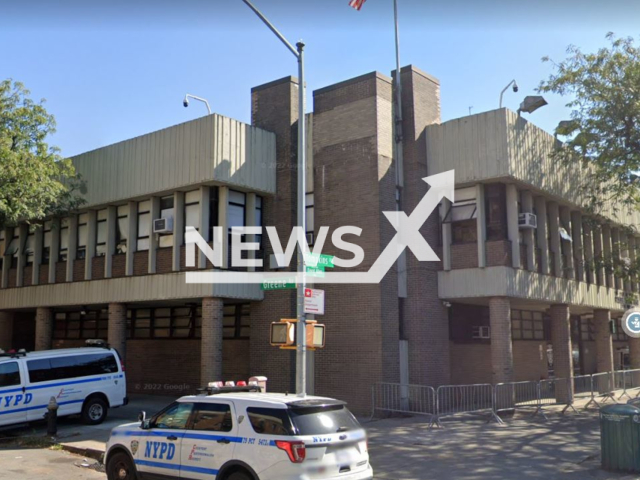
[153,402,193,430]
[0,362,21,388]
[191,403,233,432]
[247,407,295,436]
[27,353,118,383]
[289,405,361,435]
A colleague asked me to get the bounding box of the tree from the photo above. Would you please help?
[538,33,640,213]
[0,79,84,231]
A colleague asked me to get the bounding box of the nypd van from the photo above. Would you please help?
[105,386,373,480]
[0,342,127,427]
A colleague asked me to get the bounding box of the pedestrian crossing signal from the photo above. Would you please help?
[270,319,325,349]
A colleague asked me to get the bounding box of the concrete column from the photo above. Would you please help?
[246,193,257,272]
[201,297,224,386]
[2,227,13,289]
[629,236,637,292]
[521,191,535,271]
[550,304,574,402]
[198,186,210,269]
[66,215,78,282]
[148,197,160,274]
[105,206,117,278]
[629,337,640,369]
[594,309,614,373]
[548,202,561,277]
[48,218,60,284]
[535,197,549,275]
[571,211,584,282]
[489,297,513,384]
[476,184,487,268]
[593,225,605,286]
[172,191,185,272]
[559,207,574,279]
[506,184,520,269]
[32,224,43,285]
[0,312,14,350]
[35,307,53,351]
[583,221,595,284]
[108,303,127,363]
[218,187,229,269]
[611,228,623,290]
[85,210,96,280]
[602,225,614,288]
[126,201,138,276]
[440,198,452,271]
[16,224,27,287]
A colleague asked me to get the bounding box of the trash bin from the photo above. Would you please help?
[600,404,640,472]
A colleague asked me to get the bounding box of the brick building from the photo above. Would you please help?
[1,65,639,414]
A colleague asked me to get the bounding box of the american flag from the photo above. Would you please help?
[348,0,367,11]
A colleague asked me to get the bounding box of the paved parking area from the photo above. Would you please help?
[0,447,103,480]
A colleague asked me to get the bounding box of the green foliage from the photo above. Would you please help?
[0,79,84,230]
[539,33,640,213]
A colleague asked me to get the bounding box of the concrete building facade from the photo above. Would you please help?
[1,65,639,413]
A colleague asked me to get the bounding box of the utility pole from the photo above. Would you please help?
[241,0,308,396]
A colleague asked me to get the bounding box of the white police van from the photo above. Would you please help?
[105,385,373,480]
[0,341,127,427]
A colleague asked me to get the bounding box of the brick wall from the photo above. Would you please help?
[581,340,597,374]
[133,251,148,275]
[486,240,511,267]
[73,259,85,281]
[156,248,172,274]
[8,268,16,288]
[39,264,49,284]
[450,243,478,269]
[55,261,66,283]
[489,297,513,384]
[35,307,53,350]
[23,266,33,286]
[449,343,492,384]
[112,254,126,277]
[92,256,105,280]
[513,341,548,381]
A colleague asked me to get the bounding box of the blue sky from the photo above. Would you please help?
[2,0,639,157]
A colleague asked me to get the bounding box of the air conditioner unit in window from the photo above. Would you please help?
[306,232,314,246]
[472,326,491,339]
[153,216,174,234]
[518,212,537,229]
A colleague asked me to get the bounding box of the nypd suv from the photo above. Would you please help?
[105,387,373,480]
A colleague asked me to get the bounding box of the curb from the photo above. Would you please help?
[60,443,104,461]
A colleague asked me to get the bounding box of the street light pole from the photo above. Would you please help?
[241,0,308,397]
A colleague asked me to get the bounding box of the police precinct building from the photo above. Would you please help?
[1,65,640,413]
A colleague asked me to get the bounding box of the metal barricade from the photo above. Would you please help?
[432,384,501,428]
[494,381,540,416]
[573,374,600,409]
[625,369,640,398]
[614,370,633,400]
[539,377,577,415]
[370,382,436,422]
[592,371,618,405]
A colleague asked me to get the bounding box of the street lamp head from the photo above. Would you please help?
[183,95,189,108]
[512,81,519,93]
[518,95,548,115]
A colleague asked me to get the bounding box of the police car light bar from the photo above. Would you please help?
[85,339,109,348]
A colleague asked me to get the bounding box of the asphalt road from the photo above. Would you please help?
[0,446,104,480]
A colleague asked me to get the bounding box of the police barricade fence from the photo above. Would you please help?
[494,380,540,416]
[613,369,640,400]
[431,383,501,428]
[370,382,436,423]
[592,371,617,404]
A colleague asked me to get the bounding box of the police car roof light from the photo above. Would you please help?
[85,339,109,349]
[237,381,247,387]
[225,381,235,387]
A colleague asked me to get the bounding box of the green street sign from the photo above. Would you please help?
[261,278,297,290]
[305,253,334,268]
[306,266,325,278]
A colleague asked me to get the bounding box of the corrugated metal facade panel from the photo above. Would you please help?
[71,114,276,209]
[426,108,640,226]
[438,267,623,311]
[0,272,263,309]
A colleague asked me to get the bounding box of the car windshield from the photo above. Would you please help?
[288,405,361,435]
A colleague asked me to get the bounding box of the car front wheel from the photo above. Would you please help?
[106,452,137,480]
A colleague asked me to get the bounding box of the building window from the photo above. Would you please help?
[0,230,4,272]
[6,231,19,268]
[25,229,35,265]
[59,218,69,262]
[77,213,88,259]
[185,190,200,233]
[256,195,263,250]
[53,310,108,340]
[137,200,151,251]
[223,304,250,339]
[159,196,174,248]
[485,184,507,241]
[511,310,546,340]
[228,190,246,267]
[42,221,52,264]
[96,209,107,257]
[127,306,203,339]
[443,187,478,244]
[580,317,594,341]
[116,205,129,254]
[613,318,626,341]
[305,193,314,245]
[210,187,219,229]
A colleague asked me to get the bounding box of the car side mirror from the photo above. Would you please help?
[139,411,150,429]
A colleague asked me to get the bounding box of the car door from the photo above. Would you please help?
[136,401,193,480]
[0,360,28,427]
[179,401,238,479]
